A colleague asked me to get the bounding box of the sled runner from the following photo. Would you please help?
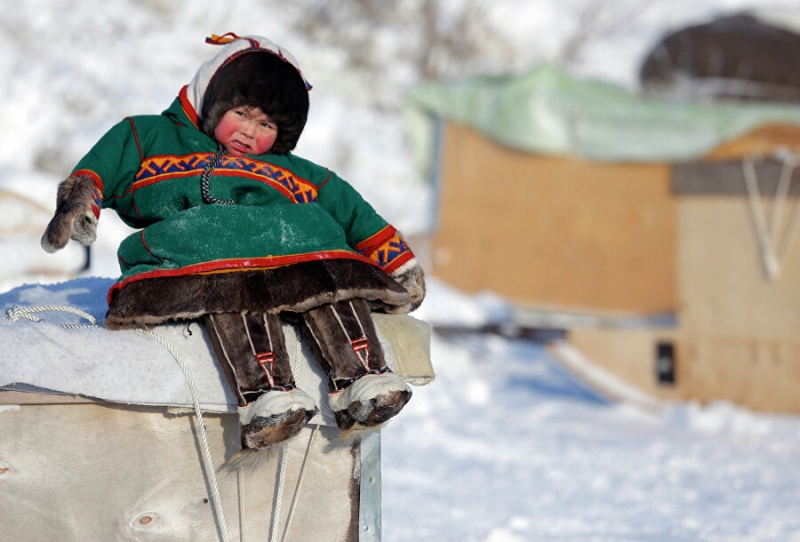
[0,278,434,542]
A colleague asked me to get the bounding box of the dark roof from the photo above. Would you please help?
[640,14,800,103]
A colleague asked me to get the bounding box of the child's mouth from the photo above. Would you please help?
[230,141,251,154]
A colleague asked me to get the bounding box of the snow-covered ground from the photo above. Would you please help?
[3,1,800,540]
[388,286,800,541]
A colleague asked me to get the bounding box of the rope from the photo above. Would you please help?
[135,327,231,542]
[201,144,235,205]
[6,305,97,328]
[270,442,289,542]
[263,339,311,542]
[281,425,317,542]
[742,155,783,280]
[770,153,797,244]
[291,340,303,383]
[238,468,247,542]
[742,152,800,281]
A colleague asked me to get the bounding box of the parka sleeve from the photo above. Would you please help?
[70,118,144,217]
[316,171,416,275]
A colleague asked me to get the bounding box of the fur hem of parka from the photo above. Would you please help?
[104,258,412,329]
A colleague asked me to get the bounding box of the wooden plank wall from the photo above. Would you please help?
[431,121,677,314]
[672,163,800,412]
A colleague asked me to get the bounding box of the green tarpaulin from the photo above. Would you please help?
[405,64,800,171]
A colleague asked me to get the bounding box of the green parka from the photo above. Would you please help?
[74,35,415,326]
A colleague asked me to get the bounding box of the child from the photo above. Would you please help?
[41,33,426,449]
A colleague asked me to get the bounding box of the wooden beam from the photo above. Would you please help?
[672,160,800,196]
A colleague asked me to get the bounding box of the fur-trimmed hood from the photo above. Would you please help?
[184,33,311,130]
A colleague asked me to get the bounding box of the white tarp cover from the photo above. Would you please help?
[0,278,434,425]
[405,63,800,167]
[0,404,373,542]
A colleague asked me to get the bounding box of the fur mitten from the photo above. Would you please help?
[41,174,99,253]
[389,258,426,313]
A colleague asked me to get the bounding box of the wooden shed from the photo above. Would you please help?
[570,125,800,413]
[406,65,800,413]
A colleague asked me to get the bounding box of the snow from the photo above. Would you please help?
[383,329,800,541]
[3,1,800,540]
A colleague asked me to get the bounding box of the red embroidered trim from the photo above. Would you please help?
[139,230,162,263]
[351,337,370,368]
[355,226,415,274]
[132,153,319,204]
[318,172,333,189]
[125,117,144,162]
[382,250,415,274]
[355,225,397,254]
[73,169,104,193]
[255,351,275,376]
[73,169,104,219]
[178,86,199,128]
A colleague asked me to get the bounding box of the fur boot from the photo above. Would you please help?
[328,371,412,430]
[301,298,413,431]
[203,312,319,449]
[239,388,318,449]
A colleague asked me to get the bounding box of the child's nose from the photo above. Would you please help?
[242,121,257,137]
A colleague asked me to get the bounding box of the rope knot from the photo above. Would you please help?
[4,305,98,328]
[6,306,42,323]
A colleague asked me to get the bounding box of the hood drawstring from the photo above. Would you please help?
[201,144,235,205]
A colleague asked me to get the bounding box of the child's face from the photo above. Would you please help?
[214,106,278,157]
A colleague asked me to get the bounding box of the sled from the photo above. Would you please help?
[0,278,434,542]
